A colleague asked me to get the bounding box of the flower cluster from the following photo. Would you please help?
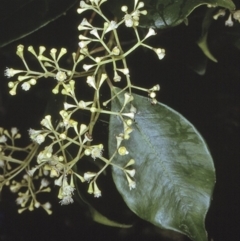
[0,127,52,213]
[121,1,147,27]
[13,176,52,214]
[1,0,165,213]
[213,9,240,26]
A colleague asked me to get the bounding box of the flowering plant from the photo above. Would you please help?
[0,0,238,240]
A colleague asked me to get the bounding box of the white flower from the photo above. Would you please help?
[78,18,93,30]
[144,28,156,39]
[79,40,91,48]
[61,177,75,195]
[40,178,49,189]
[83,132,93,142]
[16,197,24,206]
[233,10,240,22]
[54,175,64,186]
[29,129,46,144]
[63,102,77,110]
[117,68,129,75]
[55,71,67,82]
[105,21,118,33]
[94,189,101,198]
[118,146,129,156]
[124,14,134,27]
[130,104,137,114]
[11,127,18,136]
[122,1,147,28]
[91,144,103,159]
[113,71,121,82]
[34,201,41,208]
[39,46,46,55]
[42,202,52,214]
[125,169,136,177]
[58,178,75,205]
[83,172,96,182]
[116,134,124,148]
[149,84,160,91]
[4,68,23,78]
[16,196,29,206]
[129,180,136,190]
[86,76,97,89]
[62,185,75,196]
[90,28,100,39]
[84,149,91,156]
[10,182,21,193]
[124,127,133,140]
[151,98,158,105]
[80,1,89,8]
[123,92,134,106]
[27,166,39,176]
[37,146,53,164]
[35,134,45,144]
[43,170,49,176]
[4,68,15,77]
[124,159,135,168]
[29,128,41,136]
[152,48,165,60]
[21,82,31,91]
[57,48,67,61]
[213,9,226,20]
[122,112,135,119]
[83,64,95,71]
[125,173,136,190]
[80,47,89,56]
[59,196,74,205]
[111,46,120,56]
[42,202,51,210]
[41,115,53,130]
[225,14,233,27]
[93,182,101,198]
[149,91,156,99]
[0,135,7,143]
[16,44,24,58]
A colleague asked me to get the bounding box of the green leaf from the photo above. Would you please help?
[0,0,78,48]
[197,32,218,63]
[108,87,215,241]
[89,206,132,228]
[106,0,235,29]
[197,8,218,62]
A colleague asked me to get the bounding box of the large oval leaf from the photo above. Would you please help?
[0,0,78,48]
[108,87,215,241]
[106,0,235,29]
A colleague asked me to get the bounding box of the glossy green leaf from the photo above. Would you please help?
[108,87,215,241]
[106,0,235,29]
[0,0,78,48]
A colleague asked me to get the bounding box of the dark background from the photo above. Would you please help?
[0,1,239,241]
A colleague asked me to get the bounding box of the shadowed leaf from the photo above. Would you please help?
[0,0,78,48]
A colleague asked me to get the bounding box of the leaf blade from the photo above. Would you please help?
[109,87,215,241]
